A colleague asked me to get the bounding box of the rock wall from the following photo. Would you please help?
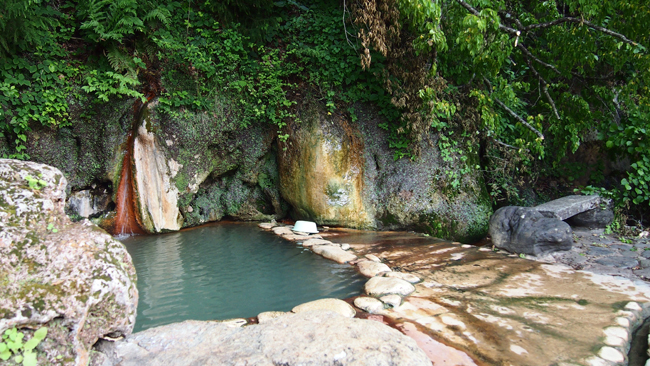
[278,100,492,242]
[20,93,491,241]
[0,159,138,366]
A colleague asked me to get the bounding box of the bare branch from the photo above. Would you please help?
[494,138,529,151]
[517,44,562,75]
[523,56,561,120]
[523,17,639,46]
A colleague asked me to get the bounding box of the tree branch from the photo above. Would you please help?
[523,17,639,46]
[523,56,561,120]
[516,44,562,76]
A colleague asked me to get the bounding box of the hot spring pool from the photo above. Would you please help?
[120,222,365,332]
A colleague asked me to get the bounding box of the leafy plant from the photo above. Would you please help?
[24,175,47,190]
[0,327,48,366]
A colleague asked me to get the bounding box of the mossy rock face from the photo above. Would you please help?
[277,98,374,228]
[23,95,133,194]
[356,103,492,242]
[277,100,491,242]
[0,159,138,365]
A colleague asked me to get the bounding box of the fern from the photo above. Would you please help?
[0,0,59,55]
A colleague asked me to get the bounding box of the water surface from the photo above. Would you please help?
[121,222,365,332]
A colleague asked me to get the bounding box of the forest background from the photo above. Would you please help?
[1,0,648,229]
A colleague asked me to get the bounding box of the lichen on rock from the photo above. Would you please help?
[0,159,138,366]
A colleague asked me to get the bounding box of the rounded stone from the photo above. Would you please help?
[603,326,628,342]
[272,226,294,236]
[340,243,350,250]
[312,245,357,263]
[382,271,421,283]
[302,238,333,247]
[257,311,289,324]
[365,276,416,297]
[354,297,385,314]
[292,298,356,318]
[597,346,624,363]
[380,295,402,308]
[365,254,382,262]
[258,222,276,230]
[357,261,391,278]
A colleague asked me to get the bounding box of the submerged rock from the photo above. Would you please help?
[0,159,138,366]
[489,206,573,256]
[93,311,431,366]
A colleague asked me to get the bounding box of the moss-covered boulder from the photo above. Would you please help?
[0,159,138,366]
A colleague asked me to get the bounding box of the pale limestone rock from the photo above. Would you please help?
[365,277,415,297]
[94,311,431,366]
[597,346,624,363]
[380,295,402,308]
[365,254,381,262]
[383,271,421,283]
[312,244,357,264]
[341,243,350,250]
[217,318,247,328]
[354,297,385,314]
[302,238,333,247]
[604,335,625,347]
[257,311,288,324]
[133,119,182,233]
[282,234,312,241]
[357,261,391,277]
[603,326,628,342]
[292,299,356,318]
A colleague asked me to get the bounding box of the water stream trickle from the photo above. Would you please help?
[113,132,144,236]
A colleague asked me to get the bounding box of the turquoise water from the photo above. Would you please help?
[121,222,365,332]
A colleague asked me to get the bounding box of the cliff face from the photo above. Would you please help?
[23,94,491,241]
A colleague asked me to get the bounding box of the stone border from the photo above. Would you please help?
[260,222,650,365]
[260,222,418,316]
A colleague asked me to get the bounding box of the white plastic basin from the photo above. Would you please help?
[292,220,318,234]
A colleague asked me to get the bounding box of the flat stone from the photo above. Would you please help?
[258,222,276,230]
[95,311,431,366]
[292,298,356,318]
[257,311,288,324]
[357,261,391,277]
[566,207,614,228]
[272,226,293,236]
[641,250,650,259]
[302,238,333,247]
[620,249,640,258]
[365,276,415,297]
[587,246,616,256]
[365,254,381,262]
[380,295,402,308]
[382,271,421,283]
[597,346,624,363]
[312,245,357,264]
[217,318,247,328]
[354,297,385,314]
[633,268,650,279]
[558,251,588,266]
[534,195,601,220]
[610,244,633,251]
[594,256,639,268]
[638,259,650,269]
[282,234,313,241]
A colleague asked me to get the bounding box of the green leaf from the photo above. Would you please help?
[22,351,37,366]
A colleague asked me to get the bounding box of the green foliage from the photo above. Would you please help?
[0,0,59,55]
[25,175,48,190]
[0,327,47,366]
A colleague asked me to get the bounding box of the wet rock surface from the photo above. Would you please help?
[93,310,431,366]
[489,206,573,255]
[0,159,138,366]
[319,227,650,366]
[292,298,356,318]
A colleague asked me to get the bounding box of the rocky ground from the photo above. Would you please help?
[535,227,650,282]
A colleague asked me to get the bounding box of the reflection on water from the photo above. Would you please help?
[121,222,365,332]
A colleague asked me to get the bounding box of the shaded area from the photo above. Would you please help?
[121,222,365,332]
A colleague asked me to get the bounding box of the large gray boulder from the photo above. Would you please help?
[489,206,573,255]
[0,159,138,366]
[93,310,431,366]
